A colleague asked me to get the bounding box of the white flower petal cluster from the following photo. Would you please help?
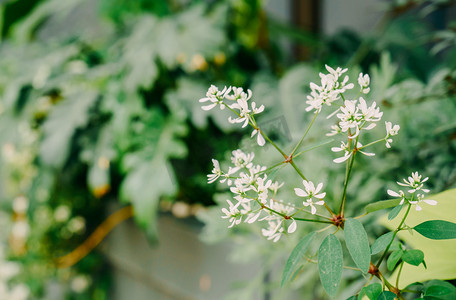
[331,141,374,163]
[261,200,297,242]
[334,98,383,139]
[199,85,231,111]
[199,85,265,146]
[387,172,436,211]
[207,149,300,242]
[294,180,326,214]
[385,121,400,148]
[358,73,370,94]
[306,65,354,112]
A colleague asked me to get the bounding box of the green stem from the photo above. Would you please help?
[339,151,356,216]
[293,217,333,224]
[293,138,334,159]
[290,111,319,156]
[289,160,307,181]
[396,262,404,288]
[375,204,412,269]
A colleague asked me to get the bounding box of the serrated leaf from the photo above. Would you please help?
[414,220,456,240]
[388,204,403,220]
[344,218,371,273]
[380,189,456,287]
[318,234,343,298]
[365,199,401,214]
[376,291,397,300]
[360,283,382,300]
[402,249,424,266]
[281,232,316,287]
[371,232,395,255]
[387,249,403,271]
[40,91,98,169]
[120,119,187,240]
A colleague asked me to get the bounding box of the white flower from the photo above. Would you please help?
[385,121,400,148]
[326,124,342,136]
[331,141,374,163]
[251,128,266,146]
[294,180,326,214]
[221,200,243,228]
[262,220,284,242]
[207,159,222,184]
[358,73,370,94]
[252,176,272,203]
[231,149,254,172]
[335,98,382,138]
[199,85,231,111]
[305,65,354,112]
[225,86,252,102]
[387,189,406,205]
[411,194,437,211]
[228,98,264,129]
[397,172,430,193]
[228,98,251,128]
[358,97,382,123]
[269,181,284,195]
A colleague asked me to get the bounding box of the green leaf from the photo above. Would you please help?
[376,291,397,300]
[402,249,424,266]
[388,204,403,220]
[359,283,382,300]
[120,118,187,240]
[365,199,401,214]
[379,189,456,287]
[281,232,316,287]
[424,280,456,298]
[387,249,403,271]
[346,296,357,300]
[318,234,343,298]
[344,218,371,273]
[40,91,98,169]
[414,220,456,240]
[371,232,395,255]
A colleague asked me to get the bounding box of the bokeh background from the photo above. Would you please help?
[0,0,455,299]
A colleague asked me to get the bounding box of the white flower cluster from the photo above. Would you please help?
[208,150,326,242]
[387,172,437,211]
[306,65,354,112]
[199,85,266,146]
[305,66,400,163]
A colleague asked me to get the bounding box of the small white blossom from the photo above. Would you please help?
[305,65,354,112]
[251,128,265,146]
[388,172,436,211]
[231,149,254,171]
[225,86,252,102]
[294,180,326,214]
[221,200,243,228]
[397,172,430,193]
[358,73,370,94]
[262,220,284,242]
[387,189,406,205]
[199,85,231,111]
[207,159,222,184]
[269,181,284,195]
[331,141,374,163]
[326,124,342,136]
[252,176,272,203]
[411,194,437,211]
[385,121,400,148]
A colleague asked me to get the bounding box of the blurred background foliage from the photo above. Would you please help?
[0,0,455,299]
